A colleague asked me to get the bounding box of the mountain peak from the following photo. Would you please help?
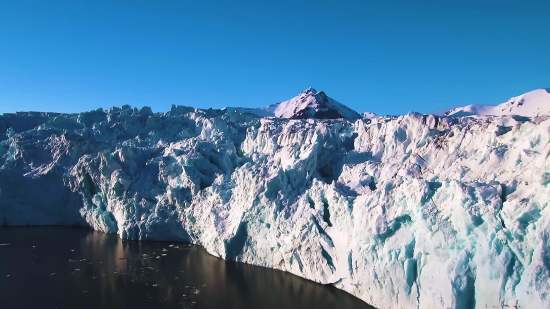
[301,87,318,95]
[438,88,550,117]
[225,88,373,121]
[271,88,361,121]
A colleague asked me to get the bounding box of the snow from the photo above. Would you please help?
[362,112,377,119]
[438,88,550,118]
[226,87,364,121]
[1,105,550,309]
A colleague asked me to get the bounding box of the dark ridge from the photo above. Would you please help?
[421,181,442,204]
[225,222,248,261]
[341,133,358,152]
[368,179,377,191]
[495,126,513,136]
[322,198,333,227]
[83,172,99,196]
[378,215,412,243]
[311,216,334,245]
[307,195,315,209]
[320,244,335,272]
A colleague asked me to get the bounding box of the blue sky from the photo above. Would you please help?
[1,0,549,115]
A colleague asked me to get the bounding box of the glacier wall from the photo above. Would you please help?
[1,106,549,309]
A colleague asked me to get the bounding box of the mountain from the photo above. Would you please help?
[2,106,550,309]
[226,87,363,121]
[439,88,550,117]
[362,111,377,119]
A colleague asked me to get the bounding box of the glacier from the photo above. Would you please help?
[1,105,549,309]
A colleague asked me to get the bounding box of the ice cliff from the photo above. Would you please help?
[1,105,549,309]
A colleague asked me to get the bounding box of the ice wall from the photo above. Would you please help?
[1,106,549,309]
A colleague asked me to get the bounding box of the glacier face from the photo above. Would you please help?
[1,106,550,309]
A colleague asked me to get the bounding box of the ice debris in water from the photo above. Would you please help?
[1,106,550,309]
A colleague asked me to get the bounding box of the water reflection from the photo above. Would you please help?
[0,227,375,309]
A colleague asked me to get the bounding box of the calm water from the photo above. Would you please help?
[0,227,374,309]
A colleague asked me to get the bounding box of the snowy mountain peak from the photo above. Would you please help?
[225,88,365,121]
[362,111,377,119]
[301,87,318,95]
[271,88,362,121]
[439,88,550,118]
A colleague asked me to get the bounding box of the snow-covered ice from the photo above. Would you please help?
[1,99,550,308]
[437,88,550,118]
[362,111,377,119]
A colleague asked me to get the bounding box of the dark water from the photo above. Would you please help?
[0,227,374,309]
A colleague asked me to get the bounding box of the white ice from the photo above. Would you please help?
[437,88,550,118]
[1,99,550,309]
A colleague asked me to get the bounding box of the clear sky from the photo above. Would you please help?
[1,0,549,115]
